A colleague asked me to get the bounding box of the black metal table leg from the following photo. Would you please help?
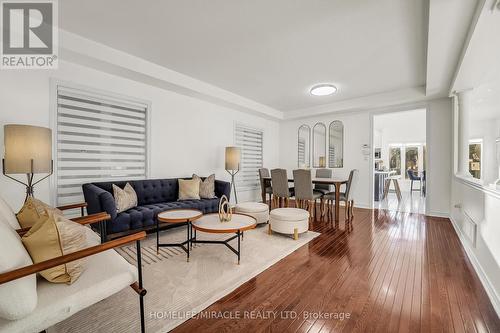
[186,221,190,262]
[237,230,241,265]
[156,217,159,254]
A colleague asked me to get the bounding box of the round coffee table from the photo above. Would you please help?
[191,213,256,264]
[157,209,203,262]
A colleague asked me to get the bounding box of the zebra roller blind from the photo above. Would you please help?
[55,86,148,206]
[235,124,263,190]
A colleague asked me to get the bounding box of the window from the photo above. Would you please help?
[389,146,401,175]
[235,124,263,190]
[54,85,149,206]
[469,139,482,180]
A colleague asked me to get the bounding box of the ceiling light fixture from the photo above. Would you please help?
[310,84,337,96]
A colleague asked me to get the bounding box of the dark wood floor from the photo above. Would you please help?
[173,207,500,332]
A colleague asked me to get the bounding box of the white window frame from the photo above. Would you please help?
[469,138,483,180]
[49,79,151,206]
[234,123,264,191]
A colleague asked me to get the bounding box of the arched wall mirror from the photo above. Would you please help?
[297,125,311,168]
[329,120,344,168]
[312,123,327,168]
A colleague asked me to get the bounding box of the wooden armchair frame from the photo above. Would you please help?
[0,211,147,333]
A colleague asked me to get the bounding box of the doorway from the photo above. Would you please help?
[372,109,427,214]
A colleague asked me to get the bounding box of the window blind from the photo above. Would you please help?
[55,86,148,206]
[235,124,263,190]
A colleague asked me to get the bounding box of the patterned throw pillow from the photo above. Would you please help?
[113,183,138,213]
[178,178,201,200]
[22,212,88,284]
[192,174,216,199]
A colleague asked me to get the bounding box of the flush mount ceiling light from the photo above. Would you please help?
[310,84,337,96]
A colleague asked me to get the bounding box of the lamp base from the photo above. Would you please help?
[226,170,239,204]
[2,158,53,202]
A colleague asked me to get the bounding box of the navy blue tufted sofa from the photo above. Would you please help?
[82,178,230,240]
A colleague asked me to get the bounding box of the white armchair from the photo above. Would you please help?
[0,200,147,333]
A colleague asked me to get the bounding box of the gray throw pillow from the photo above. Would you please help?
[192,174,216,199]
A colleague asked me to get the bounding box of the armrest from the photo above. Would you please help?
[82,183,117,220]
[56,202,87,211]
[71,212,110,226]
[215,179,231,200]
[0,231,146,285]
[15,213,111,237]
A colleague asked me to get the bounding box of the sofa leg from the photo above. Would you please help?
[268,224,272,235]
[294,228,298,240]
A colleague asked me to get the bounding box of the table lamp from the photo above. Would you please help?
[225,146,241,203]
[2,124,53,201]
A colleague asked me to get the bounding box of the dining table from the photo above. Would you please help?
[262,176,349,224]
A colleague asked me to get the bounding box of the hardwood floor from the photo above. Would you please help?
[173,207,500,333]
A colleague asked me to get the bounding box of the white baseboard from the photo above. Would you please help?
[449,216,500,317]
[425,211,450,218]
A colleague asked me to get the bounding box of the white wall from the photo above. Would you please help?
[280,112,373,208]
[279,98,453,215]
[426,98,453,217]
[0,60,280,211]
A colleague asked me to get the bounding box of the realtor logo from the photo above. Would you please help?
[1,0,58,69]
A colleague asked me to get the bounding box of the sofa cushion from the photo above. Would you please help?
[0,227,137,332]
[113,183,138,213]
[22,214,88,284]
[0,220,37,320]
[178,179,200,200]
[0,196,21,229]
[192,174,216,199]
[108,198,221,234]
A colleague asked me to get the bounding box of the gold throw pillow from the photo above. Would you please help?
[22,213,88,284]
[192,174,216,199]
[178,179,201,200]
[16,197,51,229]
[113,183,138,213]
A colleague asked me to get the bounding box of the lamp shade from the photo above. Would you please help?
[3,125,52,174]
[225,146,241,171]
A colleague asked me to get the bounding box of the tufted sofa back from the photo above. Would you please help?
[90,179,179,205]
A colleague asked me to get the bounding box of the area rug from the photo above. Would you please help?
[50,225,319,333]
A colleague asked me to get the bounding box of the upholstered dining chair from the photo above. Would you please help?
[323,169,358,229]
[293,169,324,220]
[407,169,422,193]
[271,169,294,208]
[315,168,332,194]
[259,168,273,209]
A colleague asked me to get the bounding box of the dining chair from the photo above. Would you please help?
[259,168,273,210]
[407,169,422,193]
[293,169,323,219]
[315,168,332,194]
[323,169,358,229]
[271,169,294,208]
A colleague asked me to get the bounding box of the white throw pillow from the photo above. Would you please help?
[113,183,138,213]
[0,221,37,320]
[0,196,21,229]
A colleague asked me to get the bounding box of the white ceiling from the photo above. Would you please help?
[60,0,427,112]
[473,71,500,120]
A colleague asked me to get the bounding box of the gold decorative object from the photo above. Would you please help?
[218,195,232,222]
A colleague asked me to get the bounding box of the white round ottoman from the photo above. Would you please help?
[269,208,310,240]
[234,202,269,224]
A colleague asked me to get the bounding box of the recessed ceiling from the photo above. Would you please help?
[60,0,426,112]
